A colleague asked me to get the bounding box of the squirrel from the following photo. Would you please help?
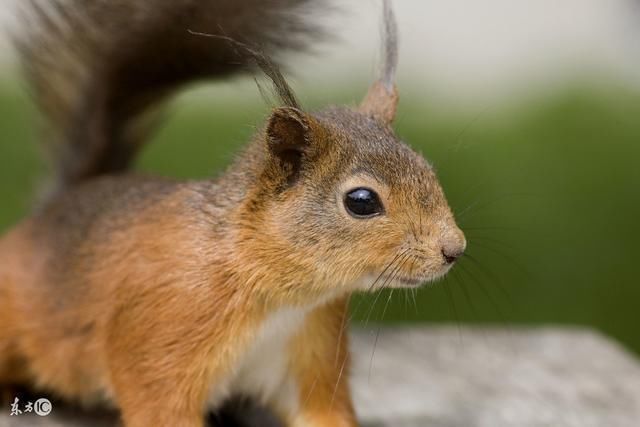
[0,0,466,426]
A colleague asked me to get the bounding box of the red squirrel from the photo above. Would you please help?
[0,0,466,426]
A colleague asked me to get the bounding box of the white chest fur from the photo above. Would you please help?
[207,306,309,413]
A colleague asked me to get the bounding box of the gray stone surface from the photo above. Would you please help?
[352,326,640,427]
[1,327,639,426]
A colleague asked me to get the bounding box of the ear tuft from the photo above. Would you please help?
[359,0,399,124]
[266,107,311,185]
[360,81,398,124]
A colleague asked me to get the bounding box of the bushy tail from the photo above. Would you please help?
[17,0,323,194]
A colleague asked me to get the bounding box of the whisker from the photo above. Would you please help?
[368,288,396,383]
[349,248,411,323]
[451,107,490,153]
[380,285,398,322]
[457,192,538,220]
[367,253,414,382]
[363,252,411,326]
[333,295,351,367]
[367,248,412,292]
[360,287,385,328]
[461,225,523,232]
[463,252,513,303]
[302,374,320,410]
[467,240,530,277]
[466,235,517,251]
[451,268,478,321]
[403,284,409,316]
[329,349,348,409]
[441,275,463,343]
[457,262,511,325]
[410,286,419,315]
[403,251,417,317]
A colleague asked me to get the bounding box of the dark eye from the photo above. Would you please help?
[344,187,384,218]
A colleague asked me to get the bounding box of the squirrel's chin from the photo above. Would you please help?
[353,265,455,291]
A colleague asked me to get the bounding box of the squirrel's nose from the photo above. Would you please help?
[441,227,466,265]
[441,247,463,264]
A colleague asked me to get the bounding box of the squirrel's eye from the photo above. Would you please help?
[344,187,384,218]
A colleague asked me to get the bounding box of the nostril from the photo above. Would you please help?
[441,248,462,265]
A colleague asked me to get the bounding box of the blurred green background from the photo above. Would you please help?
[1,77,639,354]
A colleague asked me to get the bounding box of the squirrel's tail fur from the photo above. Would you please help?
[18,0,322,194]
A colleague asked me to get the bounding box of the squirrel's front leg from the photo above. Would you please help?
[107,321,211,427]
[279,296,358,427]
[105,284,238,427]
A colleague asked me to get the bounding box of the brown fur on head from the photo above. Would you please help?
[233,105,466,298]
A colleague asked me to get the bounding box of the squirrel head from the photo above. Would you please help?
[238,104,465,294]
[230,0,464,297]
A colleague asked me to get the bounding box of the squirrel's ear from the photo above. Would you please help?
[360,81,399,124]
[360,0,399,124]
[265,107,312,185]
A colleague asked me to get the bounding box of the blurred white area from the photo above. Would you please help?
[305,0,640,105]
[1,0,640,106]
